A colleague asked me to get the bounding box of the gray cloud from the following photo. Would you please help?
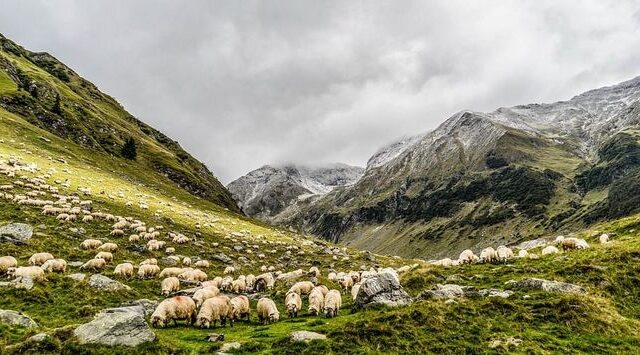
[2,0,640,182]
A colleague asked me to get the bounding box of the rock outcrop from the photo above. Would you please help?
[0,223,33,244]
[505,278,586,294]
[354,271,412,308]
[0,310,38,328]
[74,305,155,346]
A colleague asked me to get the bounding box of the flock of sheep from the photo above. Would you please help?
[430,234,609,268]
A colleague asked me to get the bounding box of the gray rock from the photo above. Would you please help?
[233,245,243,252]
[161,257,179,266]
[291,331,327,342]
[88,274,131,291]
[478,288,514,298]
[68,261,84,268]
[0,223,33,244]
[10,276,34,290]
[505,278,586,294]
[419,284,468,300]
[354,271,412,308]
[212,253,232,264]
[515,238,549,251]
[67,273,86,281]
[219,342,241,353]
[0,310,38,328]
[74,306,155,346]
[27,333,50,343]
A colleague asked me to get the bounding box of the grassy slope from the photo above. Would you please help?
[0,33,238,211]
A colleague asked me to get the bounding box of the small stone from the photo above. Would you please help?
[10,276,34,290]
[0,309,38,328]
[506,278,586,294]
[68,261,83,268]
[291,331,327,342]
[219,342,241,353]
[88,274,130,291]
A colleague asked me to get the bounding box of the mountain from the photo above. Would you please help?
[0,33,239,212]
[279,76,640,259]
[227,163,364,222]
[365,133,425,171]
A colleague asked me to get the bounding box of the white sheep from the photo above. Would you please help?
[496,246,514,263]
[324,289,342,318]
[285,292,302,318]
[229,295,250,323]
[308,287,325,316]
[599,234,610,244]
[95,251,113,263]
[28,252,54,266]
[113,263,134,278]
[81,258,107,271]
[196,296,232,328]
[192,286,220,307]
[98,242,118,253]
[139,264,161,279]
[480,247,498,263]
[458,249,478,264]
[151,296,197,328]
[542,245,560,255]
[161,277,180,296]
[81,239,103,250]
[41,259,67,273]
[256,297,280,325]
[7,266,47,281]
[0,256,18,274]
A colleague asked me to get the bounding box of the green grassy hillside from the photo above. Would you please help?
[0,33,238,211]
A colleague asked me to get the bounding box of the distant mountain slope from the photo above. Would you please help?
[227,163,364,222]
[0,33,239,212]
[280,76,640,258]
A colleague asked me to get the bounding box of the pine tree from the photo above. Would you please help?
[121,137,137,160]
[52,93,62,114]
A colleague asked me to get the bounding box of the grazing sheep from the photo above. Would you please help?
[114,263,134,278]
[517,249,529,258]
[82,215,94,223]
[245,274,256,290]
[139,264,161,279]
[179,269,208,282]
[324,290,342,318]
[140,258,158,266]
[288,281,315,295]
[197,296,232,328]
[458,249,477,264]
[7,266,47,281]
[328,272,337,281]
[496,246,514,263]
[542,245,560,255]
[41,259,67,273]
[110,229,125,237]
[98,242,119,253]
[207,276,223,289]
[351,282,362,301]
[182,257,191,266]
[81,258,107,271]
[232,278,247,294]
[229,295,250,323]
[255,273,275,291]
[95,251,113,263]
[285,292,302,318]
[28,253,54,266]
[128,234,140,242]
[0,256,18,274]
[308,287,325,316]
[600,234,610,244]
[151,296,197,328]
[256,298,280,325]
[554,236,565,245]
[81,239,103,250]
[561,237,590,250]
[193,286,220,307]
[480,247,498,263]
[309,266,320,277]
[161,277,180,296]
[165,247,175,254]
[194,260,209,269]
[158,267,184,278]
[220,276,233,291]
[224,266,235,275]
[338,276,354,293]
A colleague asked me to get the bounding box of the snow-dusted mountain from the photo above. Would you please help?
[280,75,640,259]
[226,163,364,222]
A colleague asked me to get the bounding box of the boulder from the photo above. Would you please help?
[120,299,158,317]
[477,288,514,298]
[291,331,327,342]
[505,278,586,294]
[74,306,155,346]
[88,275,131,291]
[0,310,38,328]
[0,223,33,244]
[219,342,241,353]
[354,271,412,308]
[419,284,468,300]
[68,261,84,268]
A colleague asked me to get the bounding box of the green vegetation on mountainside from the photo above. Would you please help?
[0,33,238,211]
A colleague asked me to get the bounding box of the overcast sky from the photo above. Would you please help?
[2,1,640,183]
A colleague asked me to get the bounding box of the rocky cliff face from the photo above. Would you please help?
[279,76,640,259]
[227,163,364,222]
